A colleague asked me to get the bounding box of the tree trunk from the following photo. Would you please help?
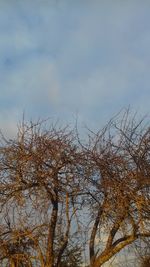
[45,190,58,267]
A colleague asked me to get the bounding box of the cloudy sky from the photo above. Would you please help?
[0,0,150,137]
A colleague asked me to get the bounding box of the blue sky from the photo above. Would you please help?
[0,0,150,137]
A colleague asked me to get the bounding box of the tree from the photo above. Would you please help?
[82,111,150,267]
[0,120,83,267]
[0,111,149,267]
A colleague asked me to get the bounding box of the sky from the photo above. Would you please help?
[0,0,150,137]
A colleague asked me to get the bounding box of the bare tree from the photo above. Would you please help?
[0,120,82,267]
[82,111,150,267]
[0,112,149,267]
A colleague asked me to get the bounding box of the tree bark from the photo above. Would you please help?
[45,189,58,267]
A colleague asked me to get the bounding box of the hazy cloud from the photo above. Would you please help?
[0,0,150,135]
